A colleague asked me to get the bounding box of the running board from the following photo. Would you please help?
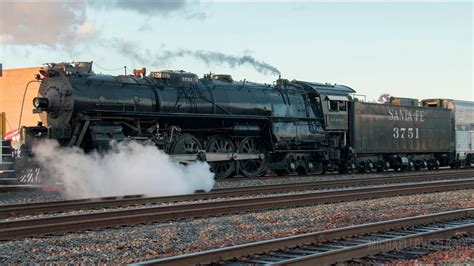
[169,151,265,163]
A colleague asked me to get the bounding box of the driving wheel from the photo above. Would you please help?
[237,137,268,177]
[206,135,236,178]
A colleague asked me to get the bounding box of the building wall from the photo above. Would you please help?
[0,67,42,140]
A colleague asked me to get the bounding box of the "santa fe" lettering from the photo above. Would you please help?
[388,109,424,122]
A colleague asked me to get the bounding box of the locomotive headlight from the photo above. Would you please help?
[33,97,49,109]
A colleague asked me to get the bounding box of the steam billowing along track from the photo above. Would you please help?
[0,177,472,240]
[137,209,474,265]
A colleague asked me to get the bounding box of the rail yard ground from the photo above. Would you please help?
[0,170,473,263]
[0,168,468,205]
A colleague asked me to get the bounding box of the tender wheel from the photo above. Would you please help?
[364,160,374,172]
[237,137,268,178]
[170,134,202,154]
[375,160,385,172]
[347,162,357,174]
[206,135,236,179]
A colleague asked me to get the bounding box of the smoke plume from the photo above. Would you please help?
[33,140,215,199]
[158,50,281,76]
[0,0,95,46]
[114,40,281,76]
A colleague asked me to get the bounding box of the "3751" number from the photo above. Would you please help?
[393,127,419,139]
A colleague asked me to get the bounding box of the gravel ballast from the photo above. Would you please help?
[0,191,64,206]
[214,169,471,189]
[388,246,474,265]
[4,180,461,222]
[0,189,473,263]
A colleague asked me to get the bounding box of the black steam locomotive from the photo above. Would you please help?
[18,62,473,180]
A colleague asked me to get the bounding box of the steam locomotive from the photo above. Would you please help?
[17,62,474,180]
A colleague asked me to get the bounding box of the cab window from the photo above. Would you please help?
[328,100,346,112]
[329,100,338,111]
[338,101,347,111]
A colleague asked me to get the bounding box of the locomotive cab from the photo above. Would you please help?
[320,94,349,130]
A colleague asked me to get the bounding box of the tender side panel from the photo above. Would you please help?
[350,102,453,154]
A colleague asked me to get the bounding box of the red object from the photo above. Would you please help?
[39,69,49,78]
[4,129,19,141]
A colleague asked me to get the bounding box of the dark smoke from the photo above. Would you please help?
[113,39,281,76]
[157,50,281,76]
[113,39,152,65]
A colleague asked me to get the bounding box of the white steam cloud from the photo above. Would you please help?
[32,140,215,199]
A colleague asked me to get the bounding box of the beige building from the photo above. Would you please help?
[0,67,42,140]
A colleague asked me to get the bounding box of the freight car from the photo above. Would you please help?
[11,61,472,182]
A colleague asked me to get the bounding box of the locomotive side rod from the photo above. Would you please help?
[169,151,265,162]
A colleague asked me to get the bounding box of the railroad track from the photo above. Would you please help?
[217,167,472,182]
[0,178,472,240]
[0,168,469,189]
[3,171,474,218]
[137,208,474,265]
[1,170,473,219]
[0,184,45,192]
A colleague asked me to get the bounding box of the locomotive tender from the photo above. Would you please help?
[18,61,473,179]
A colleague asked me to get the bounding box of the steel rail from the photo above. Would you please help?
[0,179,472,240]
[1,170,472,219]
[136,208,474,265]
[0,184,45,192]
[218,168,474,182]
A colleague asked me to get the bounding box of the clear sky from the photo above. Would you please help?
[1,1,472,101]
